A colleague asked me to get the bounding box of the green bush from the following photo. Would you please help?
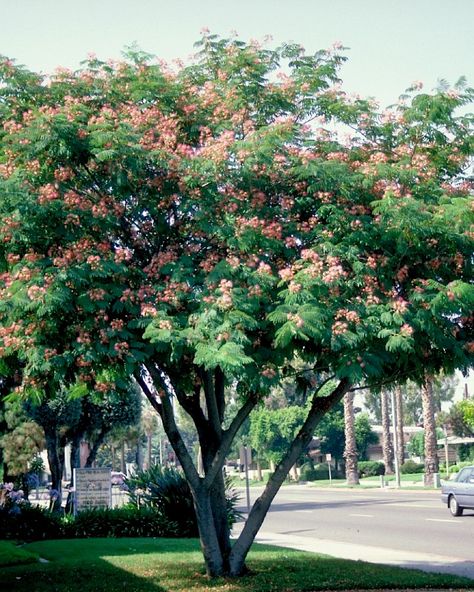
[0,504,63,542]
[358,461,385,478]
[299,468,319,481]
[64,506,180,538]
[448,461,474,474]
[126,465,241,536]
[400,460,425,474]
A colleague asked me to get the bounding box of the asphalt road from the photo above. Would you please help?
[234,485,474,579]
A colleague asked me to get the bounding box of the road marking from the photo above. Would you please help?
[296,510,313,513]
[425,518,460,524]
[349,513,374,518]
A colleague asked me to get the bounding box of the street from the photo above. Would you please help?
[235,485,474,579]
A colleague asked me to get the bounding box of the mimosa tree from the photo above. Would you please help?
[0,34,472,575]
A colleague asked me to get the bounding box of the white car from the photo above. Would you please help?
[441,465,474,516]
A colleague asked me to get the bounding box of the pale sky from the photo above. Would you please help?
[1,0,473,108]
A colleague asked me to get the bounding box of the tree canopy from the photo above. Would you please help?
[0,34,472,576]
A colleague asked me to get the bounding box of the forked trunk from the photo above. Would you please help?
[193,486,228,576]
[343,392,359,485]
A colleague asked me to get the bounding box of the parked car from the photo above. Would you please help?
[441,465,474,516]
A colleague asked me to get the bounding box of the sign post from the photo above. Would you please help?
[73,468,112,514]
[326,453,332,485]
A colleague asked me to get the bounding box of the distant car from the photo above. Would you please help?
[111,471,126,486]
[441,465,474,516]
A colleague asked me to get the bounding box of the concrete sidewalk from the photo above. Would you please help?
[232,524,474,581]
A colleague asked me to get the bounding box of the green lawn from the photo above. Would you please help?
[1,538,472,591]
[0,540,39,567]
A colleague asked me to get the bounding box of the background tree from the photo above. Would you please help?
[0,35,472,576]
[354,413,378,461]
[395,386,405,469]
[315,402,345,471]
[380,390,394,473]
[421,374,440,486]
[0,399,45,490]
[142,405,160,468]
[25,389,82,510]
[343,392,359,485]
[249,405,306,472]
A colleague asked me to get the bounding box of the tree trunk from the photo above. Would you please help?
[138,364,350,578]
[395,386,405,469]
[422,375,439,486]
[44,428,64,512]
[136,439,143,471]
[256,458,262,481]
[193,487,227,576]
[120,441,126,473]
[228,379,351,576]
[381,390,394,474]
[85,428,108,468]
[147,434,152,468]
[70,434,82,477]
[343,392,359,485]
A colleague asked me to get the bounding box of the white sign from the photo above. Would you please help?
[325,453,332,462]
[74,468,111,513]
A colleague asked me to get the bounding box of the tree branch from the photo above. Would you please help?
[143,364,202,491]
[201,368,222,439]
[230,377,351,567]
[203,390,259,489]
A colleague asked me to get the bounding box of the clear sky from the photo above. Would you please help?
[1,0,473,108]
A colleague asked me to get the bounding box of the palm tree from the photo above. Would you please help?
[381,390,394,474]
[343,392,359,485]
[395,386,405,469]
[421,374,439,486]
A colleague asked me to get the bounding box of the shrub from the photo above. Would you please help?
[299,468,319,481]
[0,504,63,542]
[400,460,425,474]
[125,465,241,536]
[64,506,180,538]
[358,461,385,478]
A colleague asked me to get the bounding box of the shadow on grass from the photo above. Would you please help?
[2,538,474,592]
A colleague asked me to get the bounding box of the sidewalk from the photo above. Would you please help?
[241,528,474,580]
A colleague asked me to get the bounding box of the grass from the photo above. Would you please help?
[0,540,39,567]
[1,537,473,591]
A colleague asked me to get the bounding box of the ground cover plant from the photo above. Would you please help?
[0,33,472,576]
[2,538,473,592]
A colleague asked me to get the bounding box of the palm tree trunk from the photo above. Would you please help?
[147,434,152,468]
[421,375,439,486]
[343,392,359,485]
[395,386,405,469]
[381,390,394,474]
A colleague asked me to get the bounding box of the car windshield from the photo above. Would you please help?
[456,468,474,483]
